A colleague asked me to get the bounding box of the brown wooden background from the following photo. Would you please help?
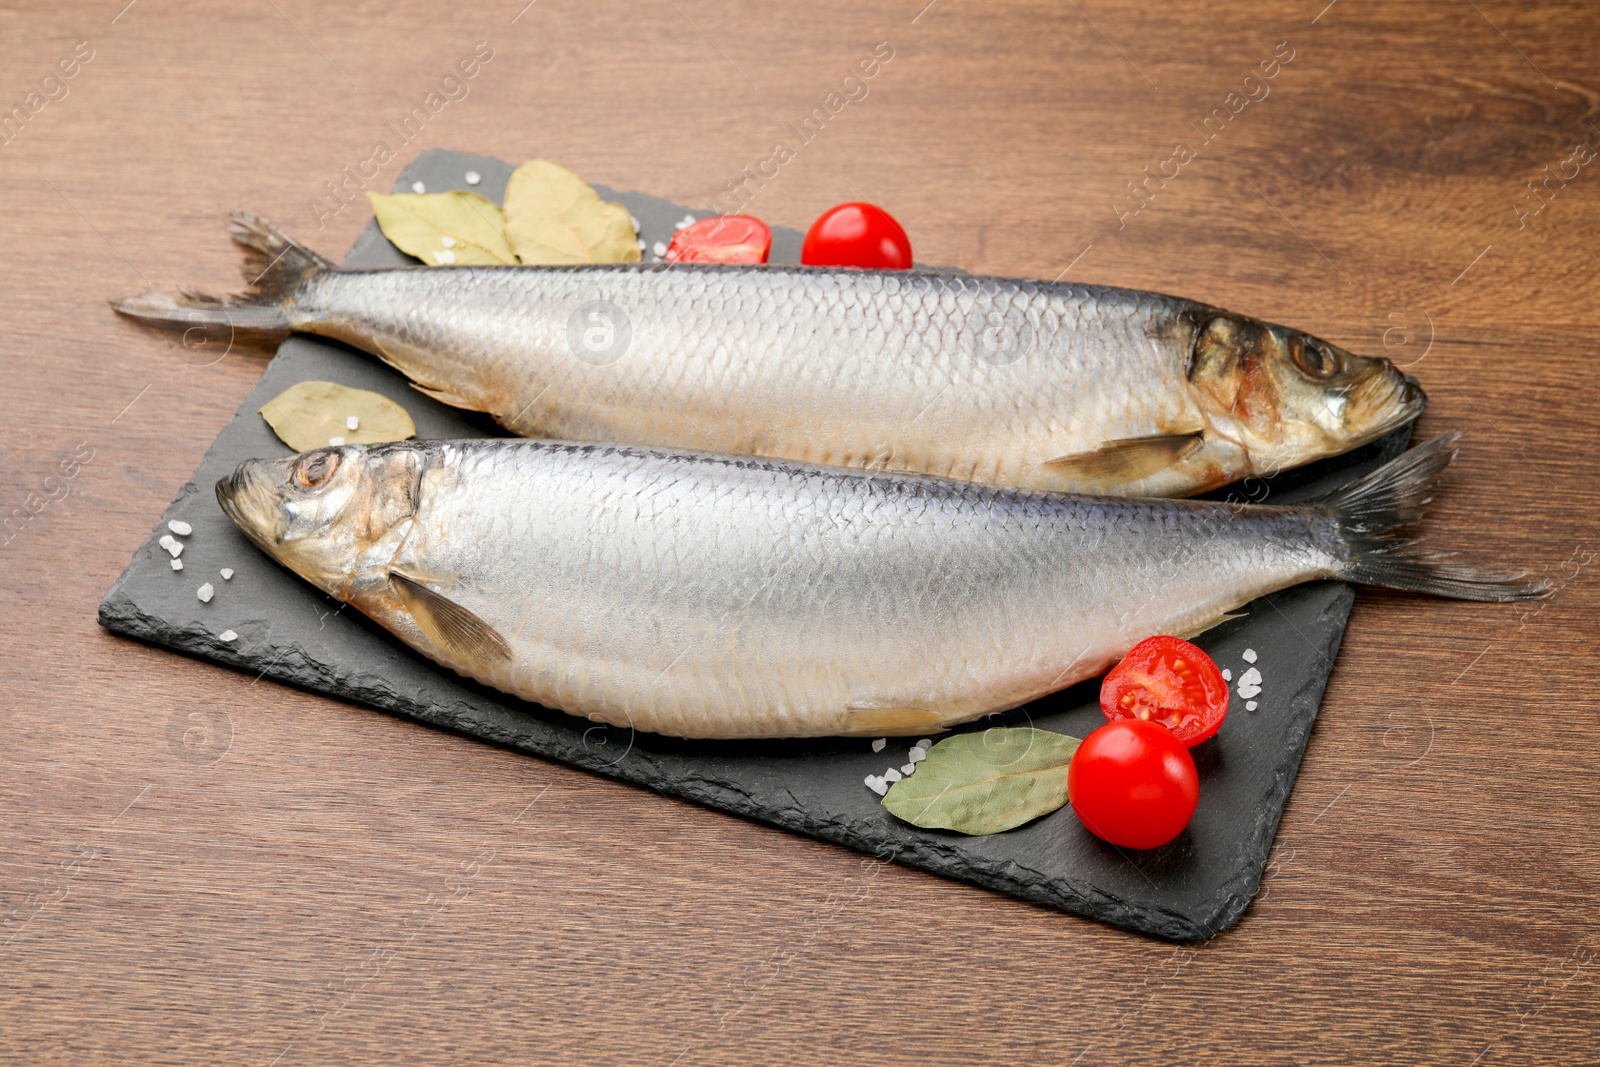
[3,1,1597,1063]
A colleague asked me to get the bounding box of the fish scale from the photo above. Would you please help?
[384,438,1299,739]
[121,213,1429,497]
[299,266,1203,489]
[217,436,1543,741]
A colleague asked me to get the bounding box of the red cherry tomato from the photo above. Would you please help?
[1068,720,1199,850]
[800,202,913,269]
[1100,635,1229,747]
[666,215,772,264]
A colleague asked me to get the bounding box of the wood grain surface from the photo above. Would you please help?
[3,1,1597,1063]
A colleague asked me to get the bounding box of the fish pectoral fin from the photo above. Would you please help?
[364,338,487,412]
[409,381,484,412]
[1043,432,1205,485]
[388,571,512,667]
[1178,610,1249,641]
[841,701,949,736]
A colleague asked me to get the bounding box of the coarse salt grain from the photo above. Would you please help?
[171,559,183,571]
[218,630,237,642]
[346,415,359,430]
[916,738,933,750]
[1242,648,1257,663]
[168,520,192,536]
[652,241,668,257]
[411,181,426,194]
[901,763,916,775]
[883,768,902,782]
[629,214,641,233]
[1246,700,1258,711]
[464,170,481,185]
[1221,668,1232,682]
[434,249,457,265]
[1236,666,1262,700]
[864,774,887,796]
[677,214,696,229]
[163,540,184,558]
[329,436,345,447]
[220,568,233,580]
[908,746,927,762]
[197,582,214,603]
[637,238,647,252]
[440,235,457,248]
[871,738,886,752]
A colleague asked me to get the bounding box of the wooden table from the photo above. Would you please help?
[4,2,1596,1062]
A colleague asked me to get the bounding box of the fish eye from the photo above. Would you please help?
[1289,334,1340,379]
[292,449,341,490]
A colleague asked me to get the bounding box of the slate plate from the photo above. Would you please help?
[99,149,1410,940]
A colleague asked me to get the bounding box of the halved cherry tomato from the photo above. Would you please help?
[800,202,913,269]
[666,215,772,264]
[1100,635,1229,747]
[1068,719,1199,850]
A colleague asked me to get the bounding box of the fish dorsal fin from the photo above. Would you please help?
[1043,432,1205,486]
[389,571,512,666]
[842,701,948,736]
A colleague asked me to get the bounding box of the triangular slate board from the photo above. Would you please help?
[99,149,1410,939]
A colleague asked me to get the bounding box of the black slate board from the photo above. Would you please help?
[99,149,1411,940]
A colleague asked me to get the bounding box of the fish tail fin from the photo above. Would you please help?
[224,210,333,290]
[1318,432,1548,602]
[110,212,331,343]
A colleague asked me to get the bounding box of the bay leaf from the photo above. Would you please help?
[882,727,1081,835]
[365,190,517,266]
[259,380,416,453]
[501,159,642,265]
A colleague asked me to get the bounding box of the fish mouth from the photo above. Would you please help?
[1399,373,1428,420]
[215,459,283,553]
[215,469,243,525]
[1379,370,1428,433]
[1342,366,1428,449]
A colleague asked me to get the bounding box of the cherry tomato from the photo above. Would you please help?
[666,215,772,264]
[1068,720,1199,850]
[1100,635,1229,747]
[800,202,913,269]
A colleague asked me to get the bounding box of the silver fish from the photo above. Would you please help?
[217,434,1540,740]
[120,213,1425,497]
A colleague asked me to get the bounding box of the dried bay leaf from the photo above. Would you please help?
[882,727,1081,835]
[366,190,517,266]
[502,159,642,265]
[260,381,416,453]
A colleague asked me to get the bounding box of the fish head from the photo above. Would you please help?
[216,445,420,596]
[1188,313,1425,474]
